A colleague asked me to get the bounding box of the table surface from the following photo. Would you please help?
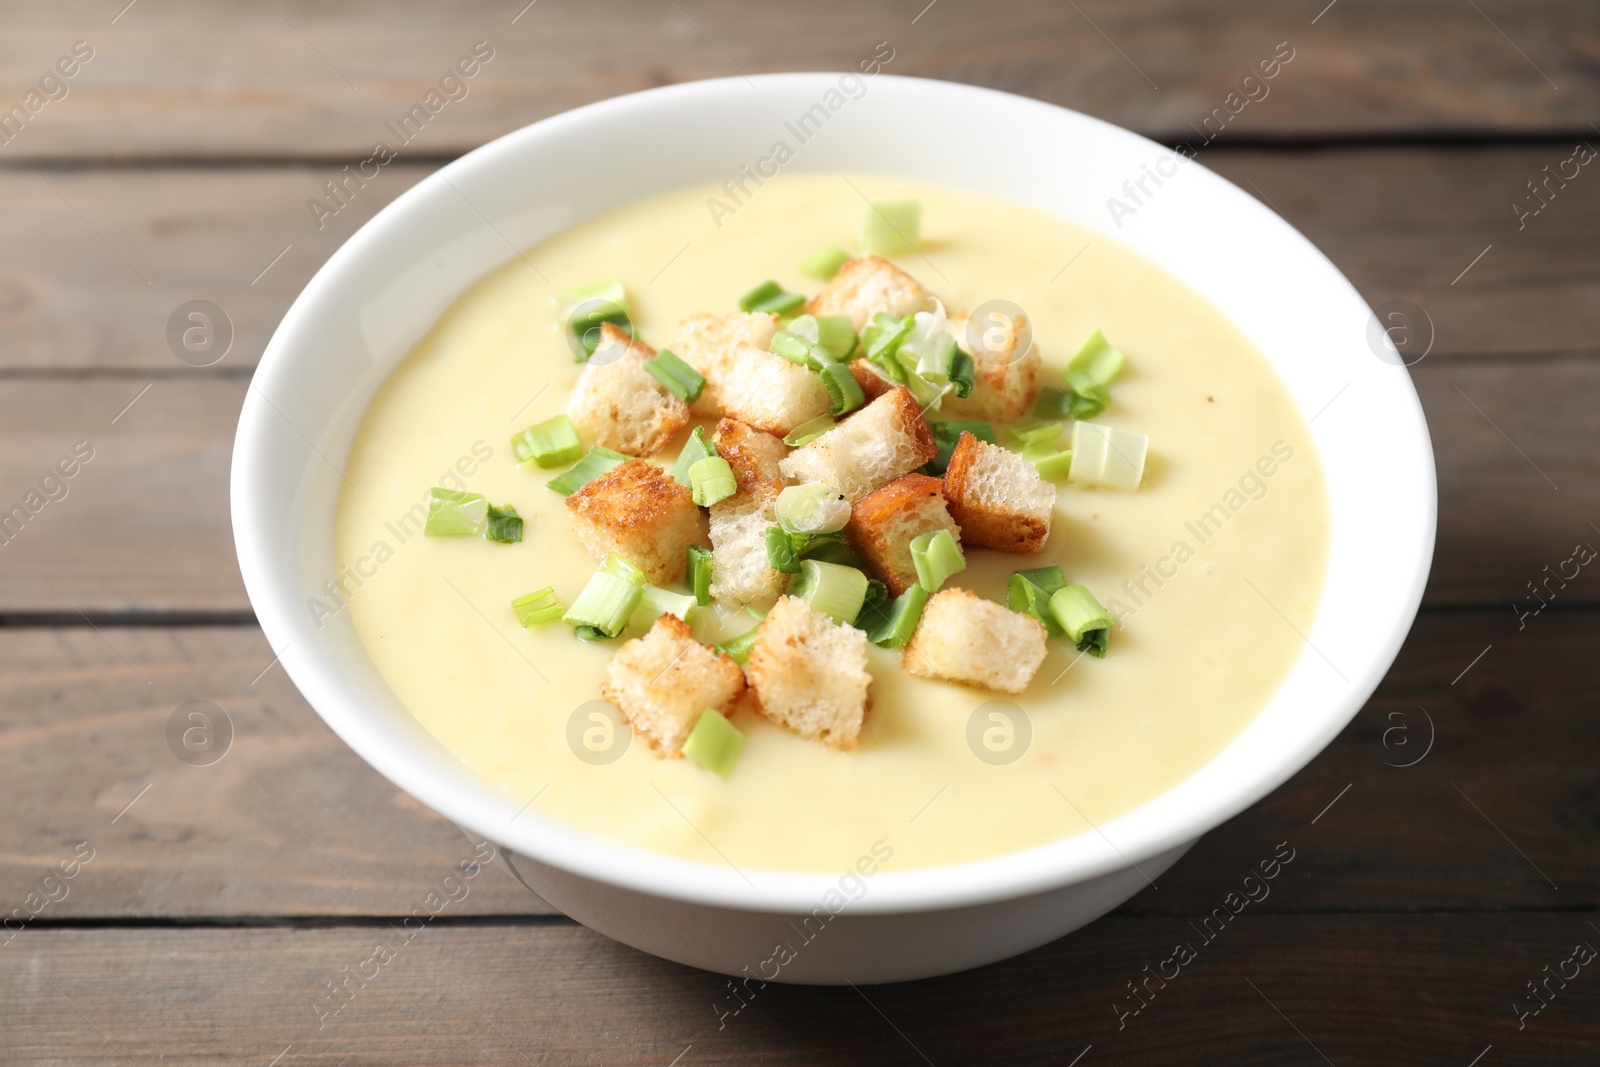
[2,1,1597,1063]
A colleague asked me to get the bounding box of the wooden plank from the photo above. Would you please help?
[3,146,1596,374]
[2,610,1591,918]
[4,916,1596,1064]
[0,0,1595,164]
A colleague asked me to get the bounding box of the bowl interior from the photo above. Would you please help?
[232,73,1434,913]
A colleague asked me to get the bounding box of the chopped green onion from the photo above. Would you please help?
[787,314,858,360]
[682,708,744,778]
[864,584,930,648]
[862,312,913,381]
[798,539,866,569]
[900,367,947,411]
[738,280,806,316]
[512,414,582,469]
[923,420,995,476]
[1066,328,1126,386]
[1007,419,1062,451]
[820,362,867,416]
[1069,422,1149,491]
[788,559,870,624]
[861,579,889,624]
[769,330,836,370]
[628,583,698,633]
[784,414,835,447]
[511,587,564,628]
[558,280,633,363]
[563,569,643,638]
[670,426,716,487]
[1030,450,1074,480]
[424,488,488,536]
[862,200,921,256]
[689,456,737,507]
[600,552,648,586]
[686,545,713,606]
[547,447,628,496]
[799,245,851,280]
[1049,584,1112,657]
[485,503,524,543]
[574,624,609,642]
[718,625,761,665]
[1035,371,1111,421]
[1007,566,1067,637]
[643,349,705,404]
[765,527,843,573]
[899,312,971,397]
[776,483,851,534]
[909,529,965,592]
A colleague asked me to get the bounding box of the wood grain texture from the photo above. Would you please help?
[0,0,1596,163]
[0,609,1589,918]
[4,915,1597,1064]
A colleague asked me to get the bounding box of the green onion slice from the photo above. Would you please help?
[600,552,648,586]
[563,569,644,638]
[820,362,867,416]
[628,583,698,633]
[1049,584,1113,657]
[909,529,965,592]
[670,426,716,488]
[574,624,609,642]
[798,245,851,280]
[1069,422,1148,491]
[798,539,866,569]
[738,280,806,316]
[788,559,870,624]
[424,488,488,536]
[1066,328,1127,386]
[717,625,761,665]
[784,414,835,447]
[862,200,921,256]
[1007,419,1062,451]
[683,708,745,779]
[485,503,524,543]
[864,584,930,648]
[764,527,844,573]
[787,314,858,360]
[776,483,851,534]
[547,447,628,496]
[689,456,737,507]
[769,330,836,371]
[511,587,564,628]
[643,349,705,404]
[1030,449,1074,480]
[899,312,972,398]
[686,545,713,606]
[862,312,913,381]
[861,579,889,624]
[1007,566,1067,637]
[559,280,633,363]
[512,414,582,469]
[923,420,995,476]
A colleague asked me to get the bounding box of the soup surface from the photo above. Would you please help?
[335,175,1328,873]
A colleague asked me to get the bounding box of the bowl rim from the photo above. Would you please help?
[233,72,1436,915]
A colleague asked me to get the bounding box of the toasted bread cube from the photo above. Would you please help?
[942,310,1043,424]
[943,432,1056,553]
[707,485,787,609]
[844,474,961,595]
[600,614,746,755]
[779,386,939,503]
[566,459,706,584]
[671,311,780,418]
[566,323,691,457]
[804,256,936,333]
[747,596,872,749]
[849,359,897,403]
[717,343,831,436]
[903,588,1048,695]
[712,418,788,495]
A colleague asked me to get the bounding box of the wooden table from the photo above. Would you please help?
[2,1,1597,1062]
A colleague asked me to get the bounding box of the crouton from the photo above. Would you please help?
[717,343,831,436]
[804,256,937,333]
[712,418,788,495]
[943,310,1043,424]
[566,459,706,584]
[943,432,1056,553]
[566,323,691,456]
[600,614,746,755]
[844,474,961,595]
[902,588,1048,695]
[671,311,780,418]
[849,359,897,403]
[779,386,939,503]
[747,596,872,749]
[707,486,787,609]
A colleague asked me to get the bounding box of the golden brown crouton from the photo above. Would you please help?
[718,343,832,436]
[943,432,1056,553]
[670,311,780,418]
[600,614,746,755]
[565,459,706,584]
[779,386,939,502]
[747,596,872,749]
[804,256,936,333]
[712,418,789,496]
[707,485,786,609]
[844,474,961,595]
[902,588,1048,694]
[943,309,1043,424]
[566,323,691,456]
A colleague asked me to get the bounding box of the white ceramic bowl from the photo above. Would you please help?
[232,74,1435,984]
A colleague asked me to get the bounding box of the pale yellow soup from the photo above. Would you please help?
[335,175,1328,874]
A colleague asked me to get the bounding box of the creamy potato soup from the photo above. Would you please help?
[335,175,1328,873]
